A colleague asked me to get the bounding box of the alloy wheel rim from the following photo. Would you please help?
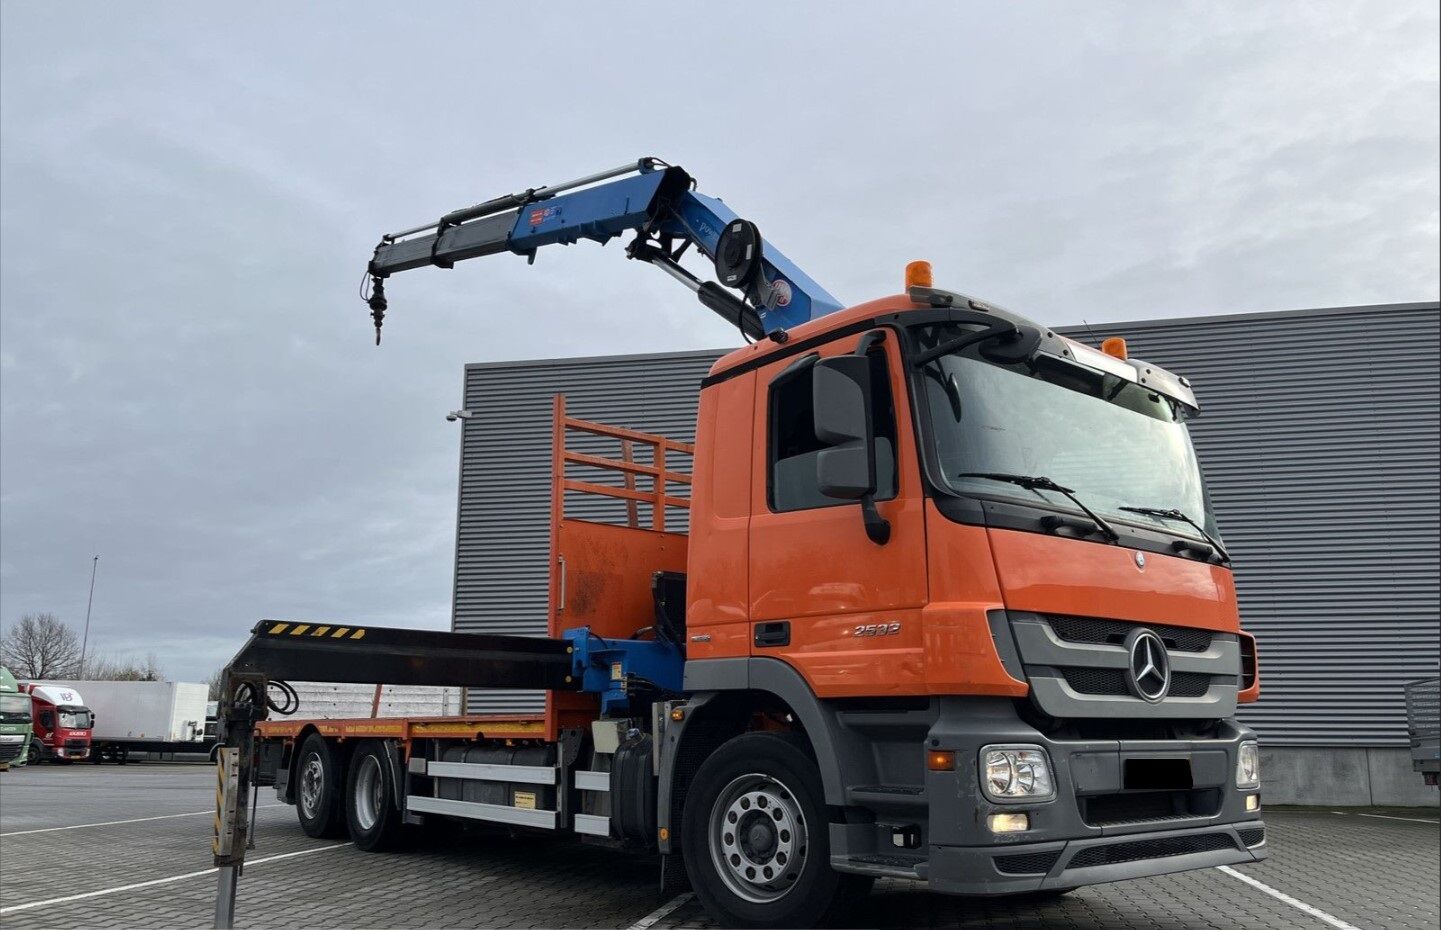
[354,756,383,831]
[298,754,324,818]
[708,772,808,904]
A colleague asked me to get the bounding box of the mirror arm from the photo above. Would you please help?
[861,494,891,545]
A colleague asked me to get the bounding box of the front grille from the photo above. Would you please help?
[1060,667,1215,698]
[0,743,23,763]
[1170,673,1213,697]
[1237,826,1265,847]
[1081,789,1222,826]
[1048,616,1213,652]
[1068,832,1237,868]
[64,738,88,749]
[995,851,1062,875]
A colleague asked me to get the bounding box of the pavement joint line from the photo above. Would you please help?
[0,843,351,915]
[0,805,289,837]
[1354,813,1440,824]
[1215,865,1365,930]
[626,892,693,930]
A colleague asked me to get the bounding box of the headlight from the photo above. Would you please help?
[981,745,1055,802]
[1236,741,1259,789]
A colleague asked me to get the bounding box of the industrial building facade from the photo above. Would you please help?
[452,301,1440,805]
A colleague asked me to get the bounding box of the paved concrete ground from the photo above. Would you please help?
[1,763,1436,929]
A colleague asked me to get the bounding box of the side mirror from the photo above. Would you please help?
[813,355,874,499]
[812,354,891,544]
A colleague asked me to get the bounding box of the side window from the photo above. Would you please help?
[769,346,899,512]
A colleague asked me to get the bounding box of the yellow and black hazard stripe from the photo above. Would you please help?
[262,622,366,640]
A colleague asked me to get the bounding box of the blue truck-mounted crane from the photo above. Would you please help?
[363,157,844,343]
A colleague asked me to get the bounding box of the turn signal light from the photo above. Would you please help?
[1101,337,1129,359]
[669,707,685,722]
[927,749,956,771]
[905,260,933,290]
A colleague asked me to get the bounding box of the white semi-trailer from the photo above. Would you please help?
[38,680,211,763]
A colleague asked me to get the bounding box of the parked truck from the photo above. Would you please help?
[19,682,92,763]
[0,667,33,770]
[29,680,209,763]
[213,159,1266,929]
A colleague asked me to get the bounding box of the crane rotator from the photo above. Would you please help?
[363,157,843,344]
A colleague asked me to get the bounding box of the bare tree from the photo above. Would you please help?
[0,613,83,679]
[206,667,225,701]
[82,652,166,681]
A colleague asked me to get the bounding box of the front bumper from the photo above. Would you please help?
[831,696,1268,895]
[929,819,1266,895]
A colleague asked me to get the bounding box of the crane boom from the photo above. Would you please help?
[364,158,843,342]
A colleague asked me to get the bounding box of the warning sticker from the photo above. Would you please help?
[528,206,560,227]
[513,790,538,810]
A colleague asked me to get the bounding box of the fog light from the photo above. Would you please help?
[1236,741,1259,789]
[1246,794,1260,812]
[981,745,1056,802]
[988,813,1030,833]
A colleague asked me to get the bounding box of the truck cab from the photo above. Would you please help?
[668,286,1263,917]
[0,667,33,770]
[21,684,93,763]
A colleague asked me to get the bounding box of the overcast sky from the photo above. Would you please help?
[2,3,1437,682]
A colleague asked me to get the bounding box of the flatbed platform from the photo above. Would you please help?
[255,714,546,744]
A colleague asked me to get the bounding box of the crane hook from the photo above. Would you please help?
[367,274,387,345]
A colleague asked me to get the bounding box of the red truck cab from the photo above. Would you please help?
[21,683,93,763]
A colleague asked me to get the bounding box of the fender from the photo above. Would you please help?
[659,657,876,853]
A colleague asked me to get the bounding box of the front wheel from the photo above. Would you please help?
[26,743,41,766]
[682,732,871,929]
[345,740,403,851]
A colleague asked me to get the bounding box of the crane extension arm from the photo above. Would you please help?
[363,157,843,343]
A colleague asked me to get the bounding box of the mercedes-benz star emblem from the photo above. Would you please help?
[1125,628,1171,702]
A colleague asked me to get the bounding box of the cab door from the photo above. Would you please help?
[747,329,928,696]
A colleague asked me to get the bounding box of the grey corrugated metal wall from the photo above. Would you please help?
[1071,303,1439,746]
[455,351,717,714]
[454,304,1440,746]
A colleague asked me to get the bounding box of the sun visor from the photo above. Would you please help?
[1055,337,1199,412]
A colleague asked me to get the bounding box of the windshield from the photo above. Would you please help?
[919,349,1218,539]
[0,693,30,721]
[58,707,93,729]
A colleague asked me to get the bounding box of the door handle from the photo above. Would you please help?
[754,621,790,648]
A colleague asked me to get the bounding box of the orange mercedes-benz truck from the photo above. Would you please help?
[221,284,1264,928]
[213,163,1263,930]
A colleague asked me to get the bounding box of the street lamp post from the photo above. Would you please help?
[80,555,99,675]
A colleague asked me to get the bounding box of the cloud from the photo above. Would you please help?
[1,2,1436,679]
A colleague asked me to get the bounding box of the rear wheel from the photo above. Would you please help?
[295,733,346,838]
[682,732,871,928]
[345,740,403,851]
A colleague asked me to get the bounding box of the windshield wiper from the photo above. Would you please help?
[1119,506,1231,563]
[955,472,1120,543]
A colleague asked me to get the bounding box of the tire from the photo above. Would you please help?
[294,733,346,838]
[344,740,403,852]
[25,743,41,766]
[682,732,871,929]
